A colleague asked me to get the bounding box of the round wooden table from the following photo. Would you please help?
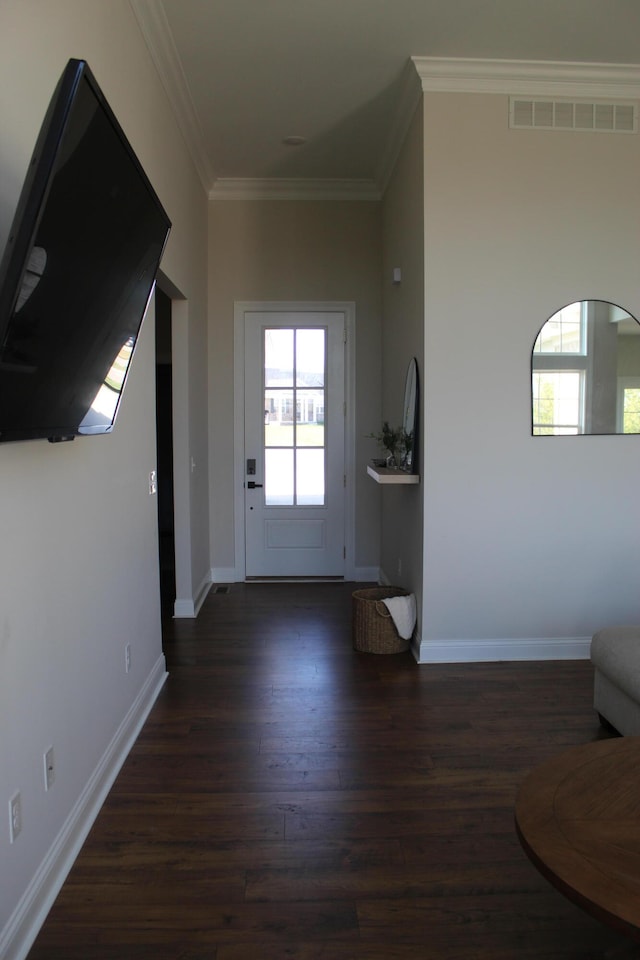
[515,737,640,943]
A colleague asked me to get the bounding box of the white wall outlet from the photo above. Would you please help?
[149,470,157,495]
[9,791,21,843]
[125,643,131,674]
[44,746,55,791]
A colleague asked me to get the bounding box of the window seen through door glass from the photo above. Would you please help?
[265,328,294,386]
[264,328,326,506]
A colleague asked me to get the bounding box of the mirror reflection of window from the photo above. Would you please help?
[79,336,134,430]
[532,301,640,435]
[618,380,640,433]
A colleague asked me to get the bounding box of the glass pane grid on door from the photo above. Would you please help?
[264,328,326,506]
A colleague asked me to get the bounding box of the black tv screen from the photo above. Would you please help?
[0,58,171,443]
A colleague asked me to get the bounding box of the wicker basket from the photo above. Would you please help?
[352,586,410,654]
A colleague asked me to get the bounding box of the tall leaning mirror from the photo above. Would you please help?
[402,357,418,471]
[532,300,640,435]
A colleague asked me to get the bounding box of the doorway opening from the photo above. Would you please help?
[234,301,356,581]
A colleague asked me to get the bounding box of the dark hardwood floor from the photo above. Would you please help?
[27,581,629,959]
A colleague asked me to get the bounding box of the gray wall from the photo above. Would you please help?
[420,91,640,657]
[208,198,383,578]
[380,106,425,623]
[0,2,209,953]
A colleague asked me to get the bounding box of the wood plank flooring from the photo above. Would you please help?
[26,581,630,959]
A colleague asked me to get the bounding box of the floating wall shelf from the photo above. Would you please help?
[367,464,420,485]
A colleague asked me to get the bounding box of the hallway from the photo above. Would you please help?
[27,582,625,959]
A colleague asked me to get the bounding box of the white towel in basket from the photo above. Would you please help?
[381,594,416,640]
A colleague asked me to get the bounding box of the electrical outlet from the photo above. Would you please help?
[149,470,157,495]
[125,643,131,673]
[44,746,55,791]
[9,791,21,843]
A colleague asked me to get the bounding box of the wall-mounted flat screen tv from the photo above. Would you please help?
[0,58,171,443]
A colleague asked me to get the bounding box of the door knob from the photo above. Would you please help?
[247,481,263,489]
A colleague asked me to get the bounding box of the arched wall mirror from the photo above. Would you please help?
[531,300,640,435]
[402,357,419,471]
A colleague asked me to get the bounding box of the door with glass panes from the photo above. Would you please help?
[244,311,345,577]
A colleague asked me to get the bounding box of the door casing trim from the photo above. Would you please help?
[233,301,356,581]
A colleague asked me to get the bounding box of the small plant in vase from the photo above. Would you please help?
[367,421,403,467]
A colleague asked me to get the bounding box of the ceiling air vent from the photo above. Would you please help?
[510,98,637,133]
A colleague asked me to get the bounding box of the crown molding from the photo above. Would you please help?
[375,59,423,195]
[130,0,214,193]
[127,14,640,202]
[209,178,381,202]
[412,57,640,99]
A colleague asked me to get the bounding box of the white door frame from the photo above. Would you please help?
[233,301,356,581]
[156,270,195,617]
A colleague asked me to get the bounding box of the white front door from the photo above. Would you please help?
[243,310,346,577]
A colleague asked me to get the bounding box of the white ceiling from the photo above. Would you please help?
[132,0,640,194]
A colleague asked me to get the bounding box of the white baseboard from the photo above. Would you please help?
[416,636,591,663]
[173,597,195,617]
[1,655,168,960]
[174,572,213,618]
[410,631,422,662]
[193,575,212,616]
